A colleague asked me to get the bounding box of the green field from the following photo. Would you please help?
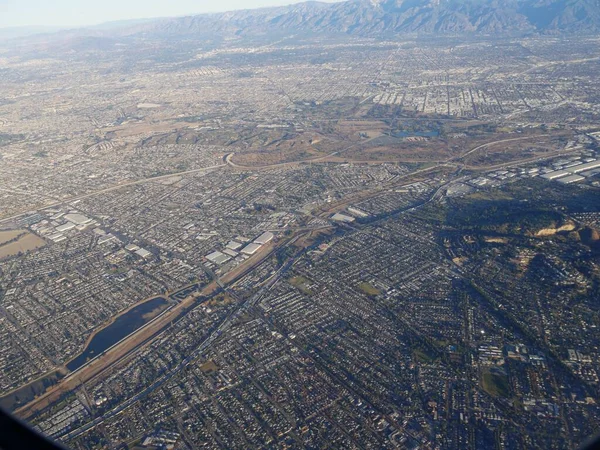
[358,282,381,296]
[481,369,510,398]
[413,347,437,364]
[290,276,313,295]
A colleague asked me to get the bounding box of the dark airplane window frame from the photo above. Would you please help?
[0,407,68,450]
[1,405,599,450]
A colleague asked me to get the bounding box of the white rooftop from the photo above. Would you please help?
[135,248,152,258]
[64,213,92,225]
[332,213,355,223]
[226,241,243,251]
[254,231,274,245]
[206,251,224,261]
[241,243,262,255]
[55,222,75,233]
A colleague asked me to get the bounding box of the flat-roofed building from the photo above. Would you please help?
[347,207,369,218]
[56,222,76,233]
[567,160,600,173]
[580,168,600,177]
[241,243,262,255]
[50,212,65,220]
[214,254,231,264]
[135,248,152,259]
[98,234,116,245]
[205,251,231,265]
[64,213,92,225]
[541,170,570,180]
[557,174,585,184]
[563,161,583,169]
[48,233,66,243]
[254,231,274,245]
[226,241,243,251]
[206,251,226,263]
[332,213,355,223]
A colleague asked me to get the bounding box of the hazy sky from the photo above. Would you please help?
[0,0,342,28]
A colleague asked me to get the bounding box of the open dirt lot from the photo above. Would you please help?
[0,230,46,258]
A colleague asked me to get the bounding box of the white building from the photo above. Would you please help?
[332,213,355,223]
[241,243,262,255]
[254,231,274,245]
[64,213,92,225]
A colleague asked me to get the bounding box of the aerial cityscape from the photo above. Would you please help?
[0,0,600,448]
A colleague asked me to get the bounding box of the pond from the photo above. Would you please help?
[66,296,169,372]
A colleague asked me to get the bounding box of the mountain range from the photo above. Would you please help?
[125,0,600,37]
[3,0,600,45]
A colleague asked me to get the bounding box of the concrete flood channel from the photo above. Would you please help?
[8,285,209,414]
[1,297,171,411]
[66,296,170,372]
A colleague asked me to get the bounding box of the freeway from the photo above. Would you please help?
[451,134,551,162]
[12,129,581,439]
[0,131,568,225]
[224,134,382,170]
[58,235,303,442]
[225,131,559,172]
[15,236,281,420]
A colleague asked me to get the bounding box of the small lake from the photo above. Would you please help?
[66,296,169,372]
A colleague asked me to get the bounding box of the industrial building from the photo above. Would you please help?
[254,231,274,245]
[332,212,355,223]
[48,233,66,243]
[347,207,369,218]
[64,213,92,225]
[55,223,76,233]
[226,240,243,251]
[205,251,231,265]
[557,174,585,184]
[241,243,262,255]
[566,159,600,173]
[541,170,571,180]
[135,248,153,259]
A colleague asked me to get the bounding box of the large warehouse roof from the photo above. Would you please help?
[254,231,274,245]
[241,243,262,255]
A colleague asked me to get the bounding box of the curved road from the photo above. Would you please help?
[451,134,550,162]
